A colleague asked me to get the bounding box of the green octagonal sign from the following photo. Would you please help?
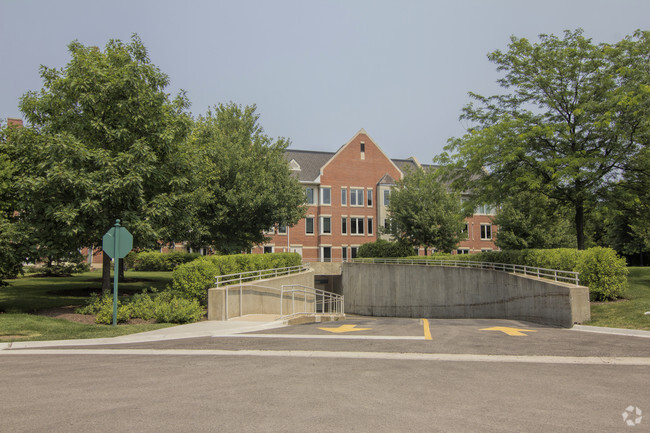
[102,220,133,259]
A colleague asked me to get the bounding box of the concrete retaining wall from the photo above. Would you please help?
[342,263,590,327]
[208,270,315,320]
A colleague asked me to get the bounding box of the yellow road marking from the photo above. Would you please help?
[422,319,432,340]
[480,326,537,336]
[318,324,372,334]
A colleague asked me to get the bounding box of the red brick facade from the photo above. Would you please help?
[252,130,498,260]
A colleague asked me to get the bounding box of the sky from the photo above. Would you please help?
[1,0,648,163]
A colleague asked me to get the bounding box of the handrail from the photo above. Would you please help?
[219,283,344,320]
[215,264,310,287]
[350,258,580,285]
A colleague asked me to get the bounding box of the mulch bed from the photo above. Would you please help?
[34,306,155,325]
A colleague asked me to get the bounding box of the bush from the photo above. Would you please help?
[170,252,302,305]
[151,291,204,324]
[125,251,202,271]
[576,247,628,301]
[358,239,414,258]
[405,247,627,300]
[76,289,205,324]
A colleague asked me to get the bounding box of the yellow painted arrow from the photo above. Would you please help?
[480,326,537,336]
[318,324,372,333]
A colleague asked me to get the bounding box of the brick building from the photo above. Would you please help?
[251,129,498,260]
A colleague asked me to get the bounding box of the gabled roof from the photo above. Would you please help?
[377,173,397,185]
[285,132,438,184]
[285,149,334,182]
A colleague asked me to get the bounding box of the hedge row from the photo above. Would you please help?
[76,290,204,324]
[358,239,414,258]
[400,247,628,301]
[170,252,302,305]
[124,251,203,271]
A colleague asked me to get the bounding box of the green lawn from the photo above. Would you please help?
[587,267,650,330]
[0,270,176,342]
[0,271,172,313]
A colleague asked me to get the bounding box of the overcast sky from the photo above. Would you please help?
[1,0,647,162]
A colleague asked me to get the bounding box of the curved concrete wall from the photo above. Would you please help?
[342,263,590,327]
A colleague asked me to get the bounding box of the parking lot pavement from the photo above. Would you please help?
[13,316,649,360]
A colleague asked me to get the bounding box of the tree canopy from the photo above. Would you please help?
[385,168,467,254]
[4,35,192,289]
[181,103,306,253]
[437,29,649,250]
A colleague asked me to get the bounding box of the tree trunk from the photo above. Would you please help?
[102,252,111,294]
[575,201,585,250]
[118,258,125,282]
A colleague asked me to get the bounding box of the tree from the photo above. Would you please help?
[493,190,575,250]
[6,35,192,291]
[184,103,306,253]
[385,168,467,254]
[438,29,649,249]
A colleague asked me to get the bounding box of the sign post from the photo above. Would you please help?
[102,219,133,326]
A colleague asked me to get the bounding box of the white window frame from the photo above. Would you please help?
[350,217,364,235]
[320,216,332,235]
[320,186,331,206]
[341,216,347,235]
[350,188,364,207]
[383,190,390,206]
[480,224,492,240]
[305,217,314,235]
[305,187,316,205]
[367,189,373,207]
[341,187,347,206]
[367,217,373,235]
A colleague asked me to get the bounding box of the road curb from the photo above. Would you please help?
[571,325,650,338]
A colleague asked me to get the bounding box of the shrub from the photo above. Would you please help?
[171,252,302,304]
[125,250,202,271]
[576,247,628,301]
[151,291,204,324]
[358,239,414,258]
[170,257,219,305]
[93,295,131,325]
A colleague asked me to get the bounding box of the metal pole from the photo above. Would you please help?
[112,220,120,327]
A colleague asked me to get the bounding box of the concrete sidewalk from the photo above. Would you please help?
[0,318,287,350]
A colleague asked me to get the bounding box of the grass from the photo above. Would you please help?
[0,270,177,342]
[0,270,172,313]
[587,267,650,331]
[0,314,173,341]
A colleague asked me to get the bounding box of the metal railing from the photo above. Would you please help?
[351,257,580,285]
[215,264,310,287]
[220,283,344,321]
[280,284,344,319]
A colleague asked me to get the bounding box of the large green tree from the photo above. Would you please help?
[385,168,467,254]
[6,35,192,291]
[493,190,575,250]
[184,103,306,253]
[438,29,649,250]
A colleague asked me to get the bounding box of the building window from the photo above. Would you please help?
[368,218,373,235]
[321,246,331,262]
[321,187,331,205]
[305,187,315,205]
[351,218,364,235]
[341,188,347,206]
[306,217,314,235]
[360,142,365,153]
[476,204,496,215]
[321,216,331,234]
[341,217,347,235]
[367,189,373,207]
[342,247,348,261]
[263,246,273,254]
[383,190,390,206]
[277,225,287,234]
[457,248,470,254]
[480,224,492,240]
[481,248,492,253]
[351,247,358,259]
[350,188,364,206]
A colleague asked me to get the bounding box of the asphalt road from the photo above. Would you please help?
[2,317,649,432]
